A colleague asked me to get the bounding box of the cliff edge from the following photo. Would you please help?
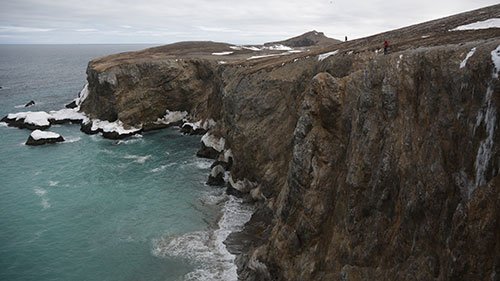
[80,5,500,280]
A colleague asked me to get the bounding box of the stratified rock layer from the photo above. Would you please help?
[80,5,500,281]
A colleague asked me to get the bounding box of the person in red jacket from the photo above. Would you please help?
[384,40,389,55]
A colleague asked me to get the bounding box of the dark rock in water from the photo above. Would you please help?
[102,130,141,140]
[48,118,83,125]
[210,160,232,171]
[142,122,169,132]
[226,184,245,198]
[65,100,78,109]
[0,86,2,89]
[1,115,50,130]
[24,100,35,107]
[142,119,184,132]
[180,123,207,135]
[80,122,99,135]
[192,128,207,135]
[196,142,220,159]
[25,131,64,146]
[207,164,226,186]
[180,124,194,134]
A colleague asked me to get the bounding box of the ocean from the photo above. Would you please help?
[0,44,252,281]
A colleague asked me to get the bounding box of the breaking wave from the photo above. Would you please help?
[152,194,254,281]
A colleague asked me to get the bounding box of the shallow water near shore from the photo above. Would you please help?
[0,45,251,281]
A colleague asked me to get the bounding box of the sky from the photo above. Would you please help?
[0,0,498,44]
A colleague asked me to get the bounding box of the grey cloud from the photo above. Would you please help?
[0,0,498,44]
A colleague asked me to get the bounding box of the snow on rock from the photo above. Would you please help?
[181,118,216,134]
[75,84,89,108]
[247,54,281,60]
[3,107,87,129]
[91,119,141,135]
[49,108,87,123]
[267,44,293,51]
[30,130,61,140]
[460,47,476,69]
[318,50,339,61]
[473,86,497,193]
[230,45,261,51]
[491,45,500,79]
[155,110,187,125]
[212,51,233,56]
[201,133,225,152]
[451,18,500,31]
[223,149,233,162]
[26,130,64,146]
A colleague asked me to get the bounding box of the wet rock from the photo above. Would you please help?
[80,121,99,135]
[180,123,207,135]
[196,142,220,159]
[207,164,225,186]
[25,130,64,146]
[210,160,232,171]
[65,100,78,109]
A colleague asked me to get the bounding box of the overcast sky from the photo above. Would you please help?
[0,0,497,44]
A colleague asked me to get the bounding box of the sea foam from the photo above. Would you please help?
[152,194,254,281]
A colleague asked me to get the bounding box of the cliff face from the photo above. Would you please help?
[262,42,500,281]
[80,5,500,281]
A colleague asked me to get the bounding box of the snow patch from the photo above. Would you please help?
[473,85,497,194]
[49,108,87,122]
[183,119,216,131]
[201,133,225,152]
[6,107,87,128]
[75,84,89,108]
[155,110,187,125]
[212,51,233,56]
[30,130,61,140]
[397,54,404,69]
[460,47,476,69]
[267,44,292,51]
[492,45,500,79]
[451,18,500,31]
[247,54,280,60]
[91,119,141,135]
[318,50,338,61]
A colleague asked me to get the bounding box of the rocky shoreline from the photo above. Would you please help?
[3,4,500,280]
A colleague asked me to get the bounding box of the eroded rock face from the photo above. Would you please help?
[81,55,222,127]
[79,6,500,280]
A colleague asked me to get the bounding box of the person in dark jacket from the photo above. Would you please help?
[384,40,389,55]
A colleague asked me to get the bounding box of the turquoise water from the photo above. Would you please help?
[0,45,251,281]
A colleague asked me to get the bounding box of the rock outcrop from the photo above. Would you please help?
[26,130,64,145]
[79,5,500,281]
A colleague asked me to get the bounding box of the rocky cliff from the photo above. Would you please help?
[80,5,500,280]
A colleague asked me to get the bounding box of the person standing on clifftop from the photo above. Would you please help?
[384,40,389,55]
[345,36,348,42]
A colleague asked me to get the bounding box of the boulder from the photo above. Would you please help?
[196,142,220,159]
[80,121,99,135]
[210,160,232,171]
[207,164,226,186]
[26,130,64,146]
[24,100,35,107]
[102,130,141,140]
[65,100,78,109]
[180,123,207,135]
